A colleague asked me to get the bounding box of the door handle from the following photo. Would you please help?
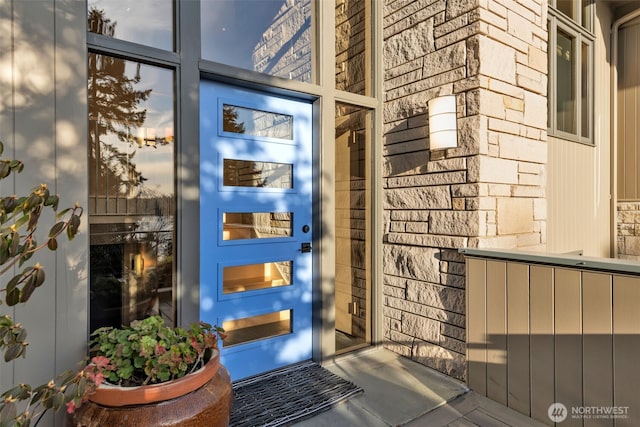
[300,242,312,253]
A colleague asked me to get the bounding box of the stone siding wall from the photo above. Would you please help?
[382,0,547,380]
[617,202,640,260]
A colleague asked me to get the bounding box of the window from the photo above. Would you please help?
[87,4,177,331]
[201,0,312,82]
[548,0,594,144]
[87,0,174,51]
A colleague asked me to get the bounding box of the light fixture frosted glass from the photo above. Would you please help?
[428,95,458,150]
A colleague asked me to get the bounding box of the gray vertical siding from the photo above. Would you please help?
[0,1,88,424]
[465,249,640,427]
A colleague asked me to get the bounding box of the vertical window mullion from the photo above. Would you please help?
[549,18,556,133]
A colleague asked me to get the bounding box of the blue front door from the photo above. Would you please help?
[199,82,313,380]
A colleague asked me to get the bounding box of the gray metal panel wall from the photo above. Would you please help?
[0,1,88,425]
[466,255,640,427]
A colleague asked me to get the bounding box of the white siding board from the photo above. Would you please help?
[546,4,612,257]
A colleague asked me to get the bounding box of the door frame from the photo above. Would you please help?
[180,81,382,372]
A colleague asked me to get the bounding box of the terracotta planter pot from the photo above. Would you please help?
[67,351,232,427]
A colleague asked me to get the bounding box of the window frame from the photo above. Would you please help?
[87,3,181,328]
[548,2,595,145]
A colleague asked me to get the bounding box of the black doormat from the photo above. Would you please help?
[230,361,363,427]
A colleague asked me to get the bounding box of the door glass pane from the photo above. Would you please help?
[223,310,292,347]
[224,159,293,188]
[556,29,576,134]
[223,212,292,240]
[336,0,371,95]
[88,54,175,331]
[201,0,312,82]
[223,261,292,294]
[335,103,371,352]
[223,104,293,140]
[87,0,174,51]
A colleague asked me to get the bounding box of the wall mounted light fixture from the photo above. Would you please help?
[428,95,458,151]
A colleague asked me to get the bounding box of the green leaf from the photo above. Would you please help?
[55,208,70,220]
[19,277,36,303]
[17,250,33,268]
[68,215,81,239]
[26,205,41,232]
[34,268,45,288]
[5,285,20,307]
[15,327,26,343]
[4,343,24,362]
[46,238,57,251]
[4,197,16,213]
[50,392,65,410]
[0,246,9,265]
[0,401,17,424]
[116,362,134,380]
[23,194,40,211]
[48,222,65,238]
[63,382,78,401]
[5,275,21,304]
[31,388,47,406]
[0,163,10,180]
[0,316,13,328]
[44,195,58,208]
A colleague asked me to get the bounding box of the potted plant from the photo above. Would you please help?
[0,142,233,426]
[67,316,233,427]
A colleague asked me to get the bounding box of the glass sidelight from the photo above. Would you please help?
[334,103,372,352]
[88,53,175,331]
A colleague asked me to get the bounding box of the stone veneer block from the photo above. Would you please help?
[523,91,547,128]
[383,245,441,283]
[469,156,519,184]
[498,133,547,163]
[384,20,435,69]
[429,210,480,236]
[478,36,516,84]
[384,186,452,210]
[423,41,466,77]
[497,197,534,235]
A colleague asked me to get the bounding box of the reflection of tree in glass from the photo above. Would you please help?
[223,105,246,134]
[88,7,152,197]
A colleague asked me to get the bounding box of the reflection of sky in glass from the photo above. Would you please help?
[201,0,311,81]
[103,60,174,196]
[88,0,173,50]
[202,0,282,69]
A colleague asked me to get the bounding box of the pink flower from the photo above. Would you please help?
[190,337,202,352]
[155,344,166,355]
[92,371,104,387]
[91,356,112,369]
[66,400,77,414]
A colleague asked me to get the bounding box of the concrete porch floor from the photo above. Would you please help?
[292,348,548,427]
